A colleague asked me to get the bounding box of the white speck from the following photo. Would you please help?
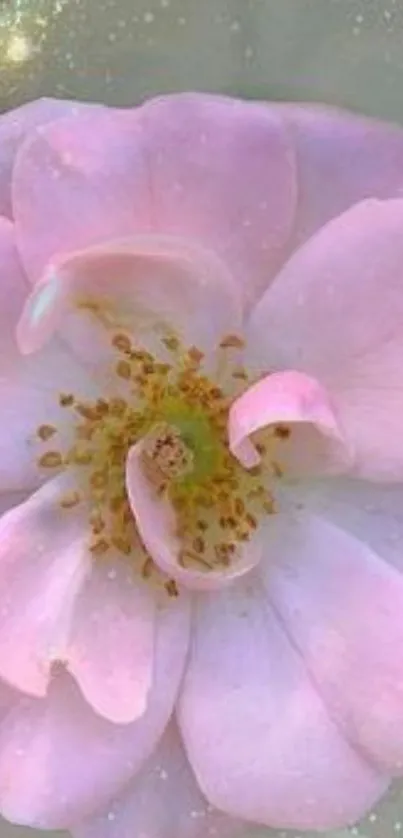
[15,748,25,757]
[230,20,241,32]
[395,823,403,833]
[384,9,392,22]
[244,45,254,60]
[369,812,377,822]
[108,31,117,42]
[159,768,168,779]
[178,16,186,25]
[355,13,364,23]
[160,0,170,5]
[143,11,155,23]
[107,811,116,822]
[107,569,117,580]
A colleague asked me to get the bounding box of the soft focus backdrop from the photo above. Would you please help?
[0,0,402,836]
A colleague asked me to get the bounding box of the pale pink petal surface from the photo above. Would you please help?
[0,476,89,696]
[264,513,403,773]
[13,94,296,305]
[13,108,151,284]
[0,492,29,518]
[229,369,352,475]
[73,722,243,838]
[0,472,156,723]
[0,596,189,828]
[135,94,297,305]
[247,198,403,481]
[278,103,403,248]
[295,477,403,571]
[0,98,93,219]
[0,216,98,493]
[66,557,155,724]
[179,580,386,830]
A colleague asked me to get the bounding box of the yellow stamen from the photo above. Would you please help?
[37,424,57,441]
[35,304,279,590]
[38,451,63,468]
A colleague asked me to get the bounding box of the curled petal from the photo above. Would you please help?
[247,198,403,481]
[16,236,242,378]
[228,370,352,477]
[126,441,261,592]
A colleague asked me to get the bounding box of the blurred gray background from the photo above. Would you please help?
[1,0,403,122]
[1,0,403,836]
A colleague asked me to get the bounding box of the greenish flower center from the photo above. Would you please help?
[35,303,276,594]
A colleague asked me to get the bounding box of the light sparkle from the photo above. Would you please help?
[0,0,69,88]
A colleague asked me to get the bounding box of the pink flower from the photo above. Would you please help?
[2,93,403,837]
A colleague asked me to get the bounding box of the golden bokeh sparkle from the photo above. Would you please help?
[0,0,68,93]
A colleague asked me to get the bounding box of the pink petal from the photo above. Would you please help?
[0,98,94,219]
[277,103,403,249]
[0,598,190,829]
[0,217,98,493]
[0,474,176,725]
[247,198,403,481]
[178,579,386,830]
[0,477,90,697]
[136,94,297,306]
[17,236,242,371]
[229,370,352,476]
[263,512,403,774]
[0,216,28,346]
[73,722,243,838]
[66,556,155,724]
[126,441,261,592]
[0,679,22,719]
[13,106,151,284]
[289,477,403,573]
[0,217,32,491]
[14,94,296,306]
[0,491,29,518]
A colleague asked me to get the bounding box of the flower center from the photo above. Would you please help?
[35,310,276,593]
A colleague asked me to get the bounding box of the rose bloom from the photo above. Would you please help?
[1,93,403,838]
